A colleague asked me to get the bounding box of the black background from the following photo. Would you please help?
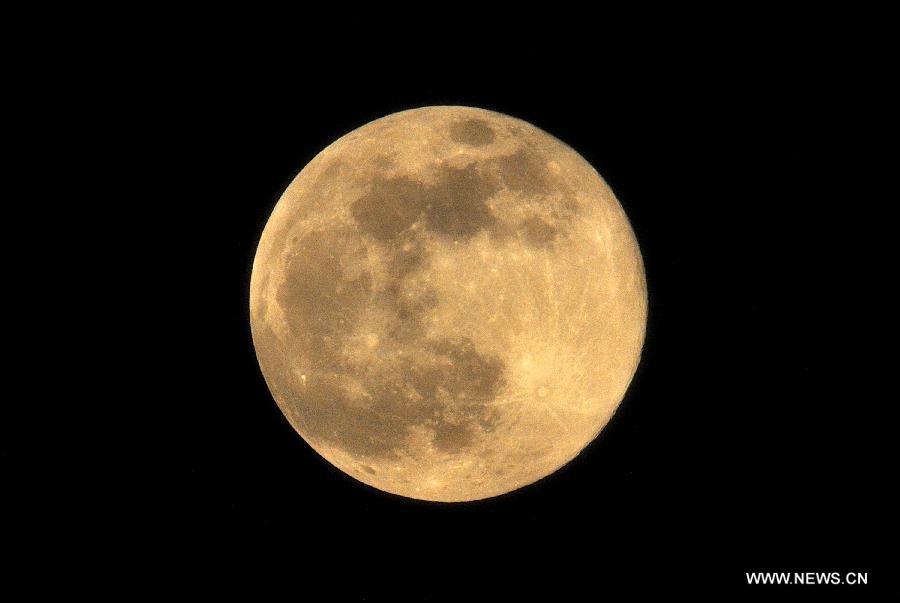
[8,24,893,598]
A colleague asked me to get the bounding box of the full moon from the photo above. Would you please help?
[250,106,647,502]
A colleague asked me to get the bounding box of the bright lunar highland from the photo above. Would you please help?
[250,106,647,501]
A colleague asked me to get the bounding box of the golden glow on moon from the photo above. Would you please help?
[250,106,647,502]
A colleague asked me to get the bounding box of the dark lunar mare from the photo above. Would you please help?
[449,118,496,147]
[269,223,507,459]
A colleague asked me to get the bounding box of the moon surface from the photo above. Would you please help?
[250,106,647,502]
